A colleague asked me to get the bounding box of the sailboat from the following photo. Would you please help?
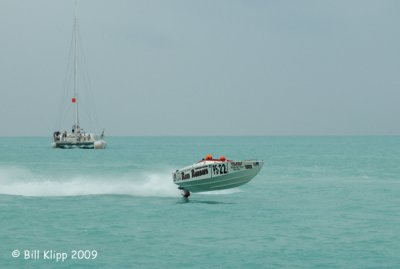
[52,4,106,149]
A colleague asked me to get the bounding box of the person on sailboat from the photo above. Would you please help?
[53,131,60,142]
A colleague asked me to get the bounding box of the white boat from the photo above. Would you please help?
[52,129,106,149]
[52,3,106,149]
[173,155,264,197]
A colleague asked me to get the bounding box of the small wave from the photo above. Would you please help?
[0,166,180,197]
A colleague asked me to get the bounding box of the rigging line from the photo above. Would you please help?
[59,72,74,132]
[74,6,79,128]
[56,19,76,131]
[60,32,75,130]
[77,28,101,132]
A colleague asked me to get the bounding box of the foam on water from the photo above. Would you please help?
[198,189,243,195]
[0,166,180,197]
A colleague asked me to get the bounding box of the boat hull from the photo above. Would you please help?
[53,140,106,149]
[173,160,263,193]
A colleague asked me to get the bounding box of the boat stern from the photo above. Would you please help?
[94,140,107,149]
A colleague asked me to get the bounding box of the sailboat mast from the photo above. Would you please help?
[74,1,79,129]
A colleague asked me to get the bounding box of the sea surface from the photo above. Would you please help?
[0,136,399,268]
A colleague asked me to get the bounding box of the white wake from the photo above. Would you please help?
[0,166,180,197]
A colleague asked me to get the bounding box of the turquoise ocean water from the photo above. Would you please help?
[0,136,399,268]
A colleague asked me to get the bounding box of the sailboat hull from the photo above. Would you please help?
[54,141,96,149]
[52,138,106,149]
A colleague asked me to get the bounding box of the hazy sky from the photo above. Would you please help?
[1,0,399,136]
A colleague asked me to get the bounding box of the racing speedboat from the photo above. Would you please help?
[172,155,264,197]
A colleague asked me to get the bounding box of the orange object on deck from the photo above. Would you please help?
[205,154,213,160]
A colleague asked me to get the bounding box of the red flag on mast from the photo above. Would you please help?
[72,97,76,103]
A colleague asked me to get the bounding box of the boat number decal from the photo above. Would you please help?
[213,164,228,175]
